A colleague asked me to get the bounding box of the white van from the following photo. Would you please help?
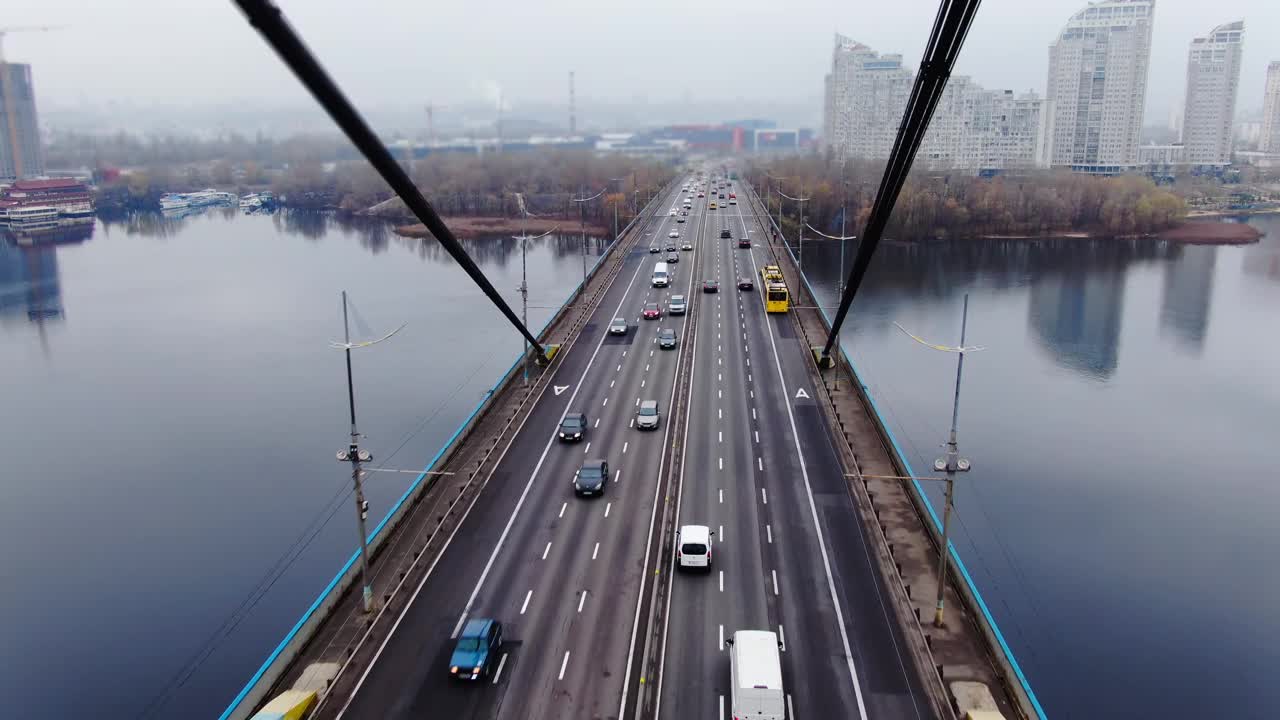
[652,261,670,288]
[727,630,785,720]
[676,524,712,570]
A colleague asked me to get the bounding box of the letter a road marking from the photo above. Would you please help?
[555,385,570,396]
[795,388,810,400]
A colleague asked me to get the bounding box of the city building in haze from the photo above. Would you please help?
[822,35,913,161]
[824,35,1044,170]
[1044,0,1155,174]
[1181,21,1244,167]
[918,79,1048,171]
[0,62,44,181]
[1263,62,1280,153]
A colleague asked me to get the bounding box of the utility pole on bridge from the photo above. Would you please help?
[333,291,404,613]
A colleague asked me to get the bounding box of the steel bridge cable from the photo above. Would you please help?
[232,0,547,359]
[821,0,983,359]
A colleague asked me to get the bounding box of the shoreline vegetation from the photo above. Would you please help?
[749,155,1272,246]
[393,216,609,239]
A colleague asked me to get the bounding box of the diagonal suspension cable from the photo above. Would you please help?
[233,0,547,359]
[820,0,983,361]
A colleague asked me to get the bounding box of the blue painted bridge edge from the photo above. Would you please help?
[751,185,1048,720]
[218,189,666,720]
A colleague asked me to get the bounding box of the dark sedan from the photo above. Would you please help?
[737,277,754,290]
[702,279,719,293]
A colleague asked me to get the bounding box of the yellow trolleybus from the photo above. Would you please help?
[759,266,789,313]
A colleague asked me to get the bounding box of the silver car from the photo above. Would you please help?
[669,295,687,315]
[609,317,628,335]
[636,400,660,430]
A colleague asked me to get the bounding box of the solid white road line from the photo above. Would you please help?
[558,651,571,680]
[492,653,508,685]
[788,694,796,720]
[451,612,467,639]
[521,590,532,615]
[720,695,725,720]
[542,541,552,560]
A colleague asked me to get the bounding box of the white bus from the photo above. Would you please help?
[652,261,670,288]
[728,630,785,720]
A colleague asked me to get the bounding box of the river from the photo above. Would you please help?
[0,208,613,718]
[2,207,1276,718]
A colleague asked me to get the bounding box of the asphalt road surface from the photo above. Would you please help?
[331,172,937,720]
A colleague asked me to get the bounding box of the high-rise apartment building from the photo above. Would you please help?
[0,62,44,181]
[823,36,1044,169]
[822,36,913,161]
[1044,0,1155,173]
[1181,21,1244,166]
[1263,62,1280,153]
[919,78,1048,170]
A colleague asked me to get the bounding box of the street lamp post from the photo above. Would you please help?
[571,186,606,294]
[332,291,405,613]
[894,295,980,628]
[778,185,811,271]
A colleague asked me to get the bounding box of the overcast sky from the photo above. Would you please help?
[9,0,1278,127]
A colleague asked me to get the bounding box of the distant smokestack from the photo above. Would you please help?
[569,71,576,136]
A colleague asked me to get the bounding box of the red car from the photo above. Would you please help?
[642,302,661,319]
[738,238,751,248]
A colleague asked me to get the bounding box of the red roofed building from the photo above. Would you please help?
[0,178,94,221]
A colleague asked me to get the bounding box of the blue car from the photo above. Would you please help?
[450,618,504,681]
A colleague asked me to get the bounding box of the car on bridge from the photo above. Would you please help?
[729,199,737,205]
[649,245,661,253]
[636,399,662,428]
[738,276,754,290]
[642,302,661,319]
[720,229,732,239]
[677,216,686,223]
[709,202,717,209]
[449,618,503,681]
[667,251,680,263]
[558,411,588,441]
[669,295,687,315]
[676,525,713,571]
[668,230,679,239]
[702,279,719,293]
[668,208,677,216]
[681,241,693,251]
[657,329,677,350]
[738,237,752,248]
[609,317,628,335]
[573,459,608,497]
[697,192,705,198]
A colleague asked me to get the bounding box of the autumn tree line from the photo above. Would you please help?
[746,155,1188,240]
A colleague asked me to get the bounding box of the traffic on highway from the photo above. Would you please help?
[329,170,936,720]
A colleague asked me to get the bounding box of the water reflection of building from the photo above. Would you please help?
[1159,245,1216,351]
[1027,265,1126,379]
[0,217,93,325]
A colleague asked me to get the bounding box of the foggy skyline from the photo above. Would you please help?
[9,0,1279,131]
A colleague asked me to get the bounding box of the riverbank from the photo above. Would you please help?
[975,220,1261,244]
[393,215,610,239]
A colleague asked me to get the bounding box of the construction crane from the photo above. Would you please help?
[0,25,67,63]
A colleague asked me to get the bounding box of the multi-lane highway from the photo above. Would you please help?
[329,171,937,720]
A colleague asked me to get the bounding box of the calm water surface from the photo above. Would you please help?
[0,209,610,718]
[3,208,1277,718]
[792,215,1280,719]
